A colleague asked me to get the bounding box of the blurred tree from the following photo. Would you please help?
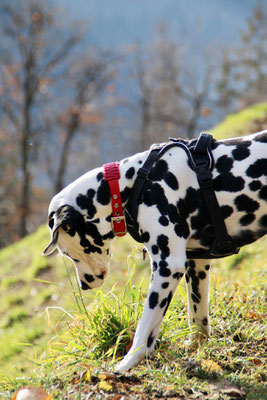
[53,53,115,193]
[132,26,215,147]
[0,122,20,246]
[134,48,153,150]
[217,0,267,111]
[0,0,116,244]
[0,0,79,239]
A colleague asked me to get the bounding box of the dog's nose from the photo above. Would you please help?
[97,270,107,279]
[84,273,95,284]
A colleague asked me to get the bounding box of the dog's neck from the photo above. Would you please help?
[49,149,149,239]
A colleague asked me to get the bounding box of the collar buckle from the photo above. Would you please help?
[111,215,127,236]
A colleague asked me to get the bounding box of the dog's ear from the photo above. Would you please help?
[42,226,60,256]
[42,205,84,256]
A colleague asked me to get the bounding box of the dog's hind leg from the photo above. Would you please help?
[115,243,187,372]
[185,259,211,349]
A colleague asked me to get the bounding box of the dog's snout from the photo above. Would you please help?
[84,273,95,283]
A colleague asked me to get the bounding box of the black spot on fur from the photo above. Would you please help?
[259,215,267,228]
[178,187,199,217]
[163,291,173,316]
[240,213,255,226]
[215,155,233,173]
[150,159,168,181]
[174,219,190,239]
[120,186,131,203]
[142,182,168,215]
[97,179,110,205]
[172,272,183,280]
[147,332,154,347]
[125,167,135,179]
[220,205,234,219]
[205,264,210,271]
[249,180,262,191]
[232,146,250,161]
[198,271,206,280]
[157,234,170,260]
[152,245,159,255]
[235,194,259,213]
[149,291,159,309]
[213,173,245,192]
[48,212,55,229]
[159,216,169,226]
[164,172,178,190]
[168,204,179,223]
[159,261,171,277]
[255,133,267,143]
[141,231,150,243]
[202,317,208,326]
[162,282,169,289]
[76,189,96,219]
[246,159,267,178]
[97,172,104,181]
[233,230,255,247]
[186,261,201,304]
[259,186,267,201]
[85,221,104,247]
[153,261,158,271]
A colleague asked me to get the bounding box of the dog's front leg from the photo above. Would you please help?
[185,259,211,348]
[115,252,186,372]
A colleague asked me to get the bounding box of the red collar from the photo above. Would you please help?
[103,162,127,237]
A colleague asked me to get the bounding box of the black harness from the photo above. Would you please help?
[125,132,239,259]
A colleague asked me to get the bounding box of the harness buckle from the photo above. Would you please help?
[137,166,150,179]
[111,215,127,236]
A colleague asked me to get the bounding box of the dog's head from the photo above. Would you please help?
[43,204,110,289]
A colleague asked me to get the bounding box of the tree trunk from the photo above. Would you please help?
[19,100,31,238]
[54,112,79,193]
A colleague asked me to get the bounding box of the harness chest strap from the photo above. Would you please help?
[103,162,127,236]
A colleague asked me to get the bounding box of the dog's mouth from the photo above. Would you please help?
[79,268,107,290]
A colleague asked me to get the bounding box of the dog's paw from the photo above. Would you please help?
[115,350,145,372]
[115,357,135,372]
[185,333,209,351]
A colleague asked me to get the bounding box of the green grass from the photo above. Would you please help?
[1,103,267,398]
[1,242,266,399]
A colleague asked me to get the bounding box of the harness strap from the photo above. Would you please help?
[125,146,161,242]
[191,133,238,257]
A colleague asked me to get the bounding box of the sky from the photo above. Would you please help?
[56,0,258,50]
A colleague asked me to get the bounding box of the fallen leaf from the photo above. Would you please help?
[246,311,265,321]
[99,372,116,381]
[249,358,263,366]
[12,387,51,400]
[201,359,223,374]
[98,380,113,392]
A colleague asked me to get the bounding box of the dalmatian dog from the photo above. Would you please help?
[43,130,267,372]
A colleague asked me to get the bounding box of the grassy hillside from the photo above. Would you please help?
[0,226,146,380]
[1,103,267,399]
[211,102,267,139]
